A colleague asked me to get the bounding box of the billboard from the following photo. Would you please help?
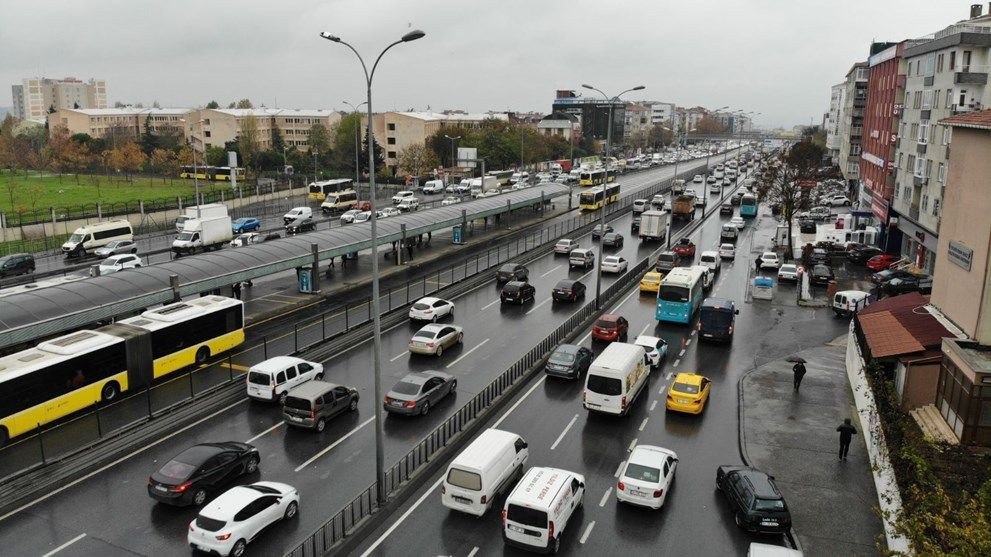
[457,147,478,168]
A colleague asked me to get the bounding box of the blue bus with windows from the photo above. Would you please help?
[655,267,705,324]
[740,193,758,218]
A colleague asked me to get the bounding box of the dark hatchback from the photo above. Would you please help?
[602,232,624,248]
[552,279,586,302]
[810,264,834,286]
[285,216,316,235]
[0,253,35,278]
[720,203,733,215]
[500,280,536,305]
[884,275,933,296]
[147,442,259,506]
[716,465,792,533]
[871,268,916,285]
[497,263,528,283]
[544,344,593,379]
[847,246,883,264]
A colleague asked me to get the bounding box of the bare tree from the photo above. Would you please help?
[755,157,807,259]
[238,115,260,177]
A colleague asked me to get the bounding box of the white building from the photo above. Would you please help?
[11,77,107,120]
[825,82,846,163]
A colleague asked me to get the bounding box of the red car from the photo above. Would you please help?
[591,314,629,342]
[355,201,372,211]
[673,238,696,257]
[866,254,899,271]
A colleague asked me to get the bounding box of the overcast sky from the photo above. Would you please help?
[2,1,969,128]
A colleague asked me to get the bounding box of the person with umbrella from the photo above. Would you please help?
[787,356,807,391]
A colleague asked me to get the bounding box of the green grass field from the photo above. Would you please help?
[0,170,221,213]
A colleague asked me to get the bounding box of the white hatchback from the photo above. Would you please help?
[187,481,299,557]
[616,445,678,509]
[339,209,361,223]
[601,255,628,273]
[98,253,142,275]
[719,243,736,259]
[759,252,781,270]
[777,264,800,282]
[409,297,454,322]
[729,216,745,230]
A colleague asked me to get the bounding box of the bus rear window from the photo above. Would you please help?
[658,285,689,302]
[446,468,482,491]
[506,504,547,528]
[586,374,622,396]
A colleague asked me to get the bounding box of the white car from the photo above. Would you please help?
[632,199,649,213]
[397,198,420,212]
[699,250,721,275]
[230,233,262,248]
[601,255,628,273]
[759,252,781,270]
[339,209,361,224]
[554,238,579,254]
[392,190,415,204]
[719,243,736,260]
[187,481,299,557]
[409,323,464,356]
[98,253,142,275]
[777,263,800,282]
[615,445,678,509]
[445,184,459,193]
[633,335,668,368]
[409,297,454,322]
[352,211,371,224]
[729,216,745,230]
[650,194,666,210]
[379,207,401,218]
[828,194,851,207]
[692,174,704,184]
[441,196,462,206]
[246,356,324,402]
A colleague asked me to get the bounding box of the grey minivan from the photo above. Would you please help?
[282,380,359,432]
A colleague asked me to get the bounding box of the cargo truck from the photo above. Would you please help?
[470,176,500,198]
[638,210,668,242]
[671,194,696,221]
[172,214,233,255]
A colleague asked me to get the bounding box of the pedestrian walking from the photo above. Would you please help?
[837,418,857,460]
[406,240,414,261]
[755,257,762,274]
[231,281,242,300]
[792,361,807,391]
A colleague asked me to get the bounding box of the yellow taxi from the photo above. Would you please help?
[640,270,663,293]
[665,373,712,414]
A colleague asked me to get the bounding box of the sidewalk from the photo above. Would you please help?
[740,334,885,556]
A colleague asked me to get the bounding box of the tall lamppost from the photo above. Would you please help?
[320,28,426,506]
[582,83,645,308]
[343,100,368,192]
[180,117,206,219]
[444,135,461,182]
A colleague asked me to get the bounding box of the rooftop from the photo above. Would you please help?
[210,108,340,118]
[62,107,191,116]
[940,109,991,131]
[393,111,509,122]
[858,292,956,358]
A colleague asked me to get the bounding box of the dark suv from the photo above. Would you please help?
[496,263,528,283]
[500,280,536,305]
[716,465,792,533]
[0,253,35,278]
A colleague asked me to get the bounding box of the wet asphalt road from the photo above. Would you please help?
[0,151,770,556]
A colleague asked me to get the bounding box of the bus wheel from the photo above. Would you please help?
[195,346,210,365]
[101,382,120,402]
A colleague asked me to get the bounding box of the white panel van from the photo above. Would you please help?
[62,220,134,258]
[582,342,650,416]
[502,467,585,554]
[441,428,529,516]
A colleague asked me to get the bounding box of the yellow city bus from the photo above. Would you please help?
[579,183,621,211]
[0,296,244,446]
[180,166,245,181]
[579,169,616,186]
[308,178,355,200]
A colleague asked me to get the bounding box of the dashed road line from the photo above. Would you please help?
[245,421,285,444]
[666,372,674,380]
[389,351,407,362]
[550,414,580,450]
[672,359,681,367]
[525,297,552,315]
[628,438,638,451]
[678,349,686,357]
[467,547,479,557]
[294,417,375,472]
[685,338,692,347]
[480,298,500,310]
[42,533,86,557]
[610,287,640,313]
[599,488,612,507]
[540,265,563,278]
[446,338,490,369]
[639,323,651,336]
[614,461,625,478]
[638,417,649,431]
[580,521,597,544]
[650,400,658,411]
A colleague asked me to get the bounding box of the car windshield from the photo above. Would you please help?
[658,284,689,303]
[780,265,796,272]
[68,233,84,243]
[586,374,622,395]
[283,396,311,411]
[105,241,121,248]
[549,350,576,365]
[247,371,270,385]
[177,232,194,241]
[672,382,700,394]
[158,459,196,480]
[701,308,733,328]
[195,516,226,532]
[754,498,786,511]
[392,381,421,396]
[659,253,675,262]
[498,265,515,273]
[624,462,661,483]
[506,504,547,528]
[446,468,482,491]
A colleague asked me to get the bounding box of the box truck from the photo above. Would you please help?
[172,214,233,255]
[639,210,668,242]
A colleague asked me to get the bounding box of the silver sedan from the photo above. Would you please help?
[383,370,457,416]
[408,324,463,356]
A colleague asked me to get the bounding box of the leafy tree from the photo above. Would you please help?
[270,125,285,156]
[331,114,361,172]
[150,148,178,181]
[359,131,385,176]
[754,155,806,256]
[106,142,146,181]
[397,142,439,178]
[70,133,93,146]
[227,102,236,109]
[235,99,254,109]
[237,115,260,175]
[205,100,220,109]
[786,138,825,178]
[140,118,159,154]
[307,123,333,170]
[206,146,227,167]
[104,123,134,149]
[695,117,726,134]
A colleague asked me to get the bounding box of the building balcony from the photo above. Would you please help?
[896,74,907,88]
[914,174,927,187]
[955,67,990,85]
[917,142,927,155]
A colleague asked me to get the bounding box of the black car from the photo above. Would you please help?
[552,279,586,302]
[544,344,593,379]
[730,193,744,206]
[591,224,614,239]
[871,268,916,285]
[496,263,528,283]
[716,465,792,533]
[884,275,933,296]
[810,264,834,286]
[811,248,830,264]
[847,246,883,264]
[602,232,624,248]
[631,216,641,231]
[286,217,316,235]
[148,442,259,506]
[720,203,733,215]
[0,253,35,278]
[799,219,817,234]
[500,280,536,305]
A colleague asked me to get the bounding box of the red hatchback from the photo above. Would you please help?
[673,238,696,257]
[592,314,629,342]
[866,254,898,271]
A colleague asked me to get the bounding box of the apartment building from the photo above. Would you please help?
[47,107,187,141]
[623,103,652,137]
[890,8,991,273]
[644,101,676,129]
[368,111,510,172]
[11,77,107,120]
[825,82,846,163]
[537,112,579,141]
[182,108,342,153]
[675,106,709,134]
[839,62,869,197]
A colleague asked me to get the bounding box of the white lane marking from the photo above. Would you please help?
[639,323,651,336]
[389,351,407,362]
[550,414,580,450]
[42,533,86,557]
[244,421,284,444]
[580,521,597,544]
[610,287,640,313]
[467,547,480,557]
[673,359,681,367]
[691,329,697,337]
[525,297,552,315]
[599,488,612,507]
[294,416,375,472]
[363,373,548,555]
[650,400,658,411]
[446,338,490,369]
[577,330,593,346]
[614,461,625,478]
[540,265,563,278]
[666,372,674,380]
[481,298,500,310]
[678,349,686,357]
[685,338,692,347]
[0,398,246,524]
[638,417,649,432]
[628,438,639,452]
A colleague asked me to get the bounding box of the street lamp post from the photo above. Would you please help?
[444,135,461,182]
[180,117,206,219]
[343,100,368,194]
[582,83,645,308]
[321,28,426,506]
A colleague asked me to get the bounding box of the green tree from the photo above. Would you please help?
[205,100,220,109]
[235,98,254,109]
[206,146,227,166]
[359,131,385,176]
[238,115,260,175]
[140,118,158,154]
[270,125,285,156]
[307,123,332,162]
[397,142,439,178]
[331,114,361,172]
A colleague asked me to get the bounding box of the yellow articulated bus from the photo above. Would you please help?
[579,183,621,211]
[0,296,244,447]
[579,169,616,187]
[180,166,245,182]
[308,178,355,200]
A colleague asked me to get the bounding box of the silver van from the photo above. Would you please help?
[569,248,595,270]
[282,380,359,432]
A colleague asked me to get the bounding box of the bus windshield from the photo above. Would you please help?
[658,284,690,303]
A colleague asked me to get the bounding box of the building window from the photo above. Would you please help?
[949,51,956,70]
[938,162,945,183]
[922,90,933,109]
[962,50,972,72]
[897,152,903,167]
[943,126,951,145]
[914,157,926,178]
[387,123,396,131]
[918,121,929,144]
[204,131,211,138]
[387,137,396,145]
[937,53,944,72]
[922,194,929,211]
[933,199,940,217]
[958,90,968,107]
[925,159,933,179]
[934,90,940,108]
[387,151,396,159]
[945,89,953,109]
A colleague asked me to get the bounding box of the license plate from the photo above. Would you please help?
[630,489,648,497]
[290,416,303,422]
[453,496,472,504]
[391,400,405,406]
[761,520,779,526]
[508,524,525,533]
[155,485,168,492]
[703,333,713,337]
[679,398,691,404]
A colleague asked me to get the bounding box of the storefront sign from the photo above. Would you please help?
[947,240,973,271]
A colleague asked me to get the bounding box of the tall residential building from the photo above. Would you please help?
[184,108,342,154]
[623,103,652,138]
[889,7,991,273]
[825,82,846,163]
[368,111,510,172]
[47,107,187,141]
[644,101,676,129]
[10,77,107,120]
[551,90,626,141]
[838,62,869,194]
[675,106,709,134]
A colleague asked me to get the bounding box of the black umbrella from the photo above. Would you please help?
[785,356,807,363]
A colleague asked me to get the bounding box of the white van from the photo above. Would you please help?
[833,290,870,317]
[320,190,358,213]
[583,342,650,416]
[442,429,529,516]
[283,206,312,225]
[502,467,585,554]
[62,220,134,258]
[720,224,738,242]
[245,356,324,403]
[421,180,445,194]
[392,190,415,205]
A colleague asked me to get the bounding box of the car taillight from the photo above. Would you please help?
[310,409,316,419]
[427,342,435,348]
[171,481,192,493]
[405,401,416,408]
[566,290,572,295]
[501,509,507,527]
[653,489,663,498]
[617,481,625,491]
[481,495,487,504]
[728,325,734,334]
[384,396,391,403]
[548,521,555,540]
[216,533,231,541]
[621,396,627,409]
[424,309,432,314]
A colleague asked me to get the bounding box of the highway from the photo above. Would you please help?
[0,150,751,556]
